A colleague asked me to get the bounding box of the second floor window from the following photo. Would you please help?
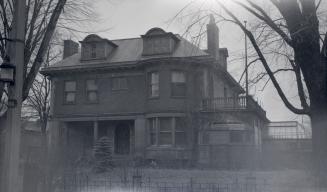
[149,72,159,97]
[112,77,128,90]
[86,79,98,102]
[64,81,76,104]
[171,71,186,97]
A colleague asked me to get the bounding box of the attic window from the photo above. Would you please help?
[91,43,97,58]
[80,34,117,61]
[142,28,179,56]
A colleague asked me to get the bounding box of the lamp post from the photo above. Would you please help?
[0,56,15,85]
[0,56,17,108]
[1,0,26,192]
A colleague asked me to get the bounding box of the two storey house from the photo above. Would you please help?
[42,16,268,169]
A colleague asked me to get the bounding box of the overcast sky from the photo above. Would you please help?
[68,0,309,124]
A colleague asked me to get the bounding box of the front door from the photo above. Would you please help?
[114,123,130,154]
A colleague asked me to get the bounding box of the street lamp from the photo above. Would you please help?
[0,56,15,85]
[0,55,17,108]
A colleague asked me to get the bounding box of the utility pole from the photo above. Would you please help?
[1,0,26,192]
[244,20,249,98]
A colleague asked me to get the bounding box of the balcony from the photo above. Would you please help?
[201,96,266,117]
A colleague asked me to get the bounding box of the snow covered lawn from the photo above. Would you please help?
[82,168,322,192]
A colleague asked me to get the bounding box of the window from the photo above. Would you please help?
[149,72,159,97]
[149,118,157,146]
[91,43,97,58]
[148,117,187,147]
[112,77,128,90]
[159,118,172,145]
[86,80,98,102]
[171,71,186,97]
[175,118,186,146]
[64,81,76,104]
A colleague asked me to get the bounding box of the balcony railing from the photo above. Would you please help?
[201,96,266,117]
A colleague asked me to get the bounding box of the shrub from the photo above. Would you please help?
[93,136,114,173]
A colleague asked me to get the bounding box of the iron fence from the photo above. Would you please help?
[58,174,269,192]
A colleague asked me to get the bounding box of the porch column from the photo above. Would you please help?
[93,121,98,143]
[134,116,146,157]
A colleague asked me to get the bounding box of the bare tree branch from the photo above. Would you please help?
[234,0,294,47]
[23,0,67,100]
[216,0,308,114]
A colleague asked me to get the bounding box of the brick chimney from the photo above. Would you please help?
[219,48,229,70]
[207,14,219,60]
[63,40,79,59]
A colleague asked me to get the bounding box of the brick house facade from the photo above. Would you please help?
[41,16,268,169]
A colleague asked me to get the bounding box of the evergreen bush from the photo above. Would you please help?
[93,136,114,173]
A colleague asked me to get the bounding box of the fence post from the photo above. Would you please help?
[62,175,65,192]
[86,175,88,192]
[133,174,142,191]
[190,178,194,192]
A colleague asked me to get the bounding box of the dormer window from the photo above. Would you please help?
[91,43,97,58]
[142,28,180,56]
[80,34,117,61]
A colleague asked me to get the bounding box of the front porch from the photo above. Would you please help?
[63,120,136,165]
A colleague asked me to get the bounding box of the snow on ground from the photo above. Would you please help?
[83,168,324,192]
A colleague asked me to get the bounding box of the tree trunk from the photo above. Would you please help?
[310,100,327,186]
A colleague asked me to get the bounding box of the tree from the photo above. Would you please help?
[22,38,61,134]
[93,136,114,173]
[0,0,100,115]
[177,0,327,183]
[0,0,67,102]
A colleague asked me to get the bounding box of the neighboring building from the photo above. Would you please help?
[267,121,311,139]
[262,121,312,169]
[41,16,268,169]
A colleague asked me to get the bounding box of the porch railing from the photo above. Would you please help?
[201,96,266,117]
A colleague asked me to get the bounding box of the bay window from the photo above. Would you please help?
[159,117,173,145]
[175,118,186,146]
[148,117,186,147]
